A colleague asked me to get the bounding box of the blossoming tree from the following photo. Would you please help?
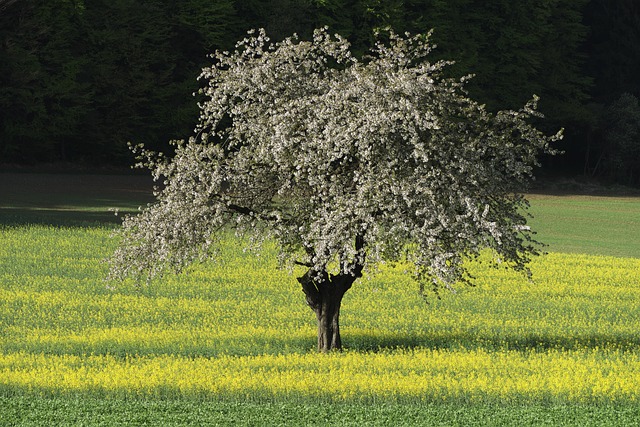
[108,28,561,352]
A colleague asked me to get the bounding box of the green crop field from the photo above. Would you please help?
[1,174,640,425]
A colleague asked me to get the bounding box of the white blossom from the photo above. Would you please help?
[107,28,560,294]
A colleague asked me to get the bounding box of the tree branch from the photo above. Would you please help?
[351,234,366,278]
[294,260,313,268]
[335,234,366,294]
[206,193,282,222]
[297,269,323,310]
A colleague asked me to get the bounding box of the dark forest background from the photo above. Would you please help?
[1,0,639,186]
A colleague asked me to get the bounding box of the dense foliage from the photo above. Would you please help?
[1,1,638,185]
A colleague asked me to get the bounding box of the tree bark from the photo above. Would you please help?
[298,269,356,352]
[297,236,365,352]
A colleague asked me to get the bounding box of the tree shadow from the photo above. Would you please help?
[11,331,640,360]
[343,331,640,353]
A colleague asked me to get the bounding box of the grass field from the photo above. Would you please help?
[527,193,640,258]
[1,173,640,425]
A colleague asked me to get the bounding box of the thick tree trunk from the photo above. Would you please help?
[298,236,365,352]
[315,283,344,352]
[298,270,354,352]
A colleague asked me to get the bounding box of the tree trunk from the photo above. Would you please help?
[298,236,365,352]
[315,282,344,352]
[297,269,359,352]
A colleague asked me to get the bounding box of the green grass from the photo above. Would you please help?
[2,173,640,425]
[528,194,640,258]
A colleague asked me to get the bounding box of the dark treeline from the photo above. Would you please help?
[1,0,639,185]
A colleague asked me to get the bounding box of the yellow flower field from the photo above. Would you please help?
[2,348,640,403]
[1,226,640,403]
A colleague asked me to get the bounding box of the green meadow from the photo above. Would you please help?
[527,193,640,258]
[1,173,640,426]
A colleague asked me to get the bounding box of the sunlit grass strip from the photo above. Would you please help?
[2,349,639,403]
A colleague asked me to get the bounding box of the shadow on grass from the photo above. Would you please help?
[0,207,125,228]
[343,331,640,353]
[8,331,640,359]
[0,173,154,228]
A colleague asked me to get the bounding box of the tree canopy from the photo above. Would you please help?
[108,29,560,351]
